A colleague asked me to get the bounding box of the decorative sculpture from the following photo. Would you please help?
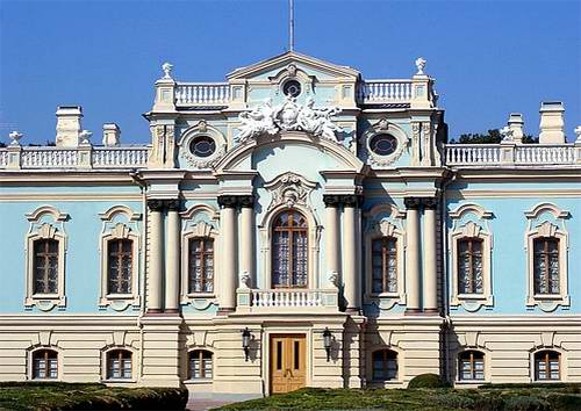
[575,125,581,142]
[415,57,427,75]
[500,126,514,141]
[161,62,173,79]
[79,130,92,145]
[235,96,343,143]
[8,131,23,146]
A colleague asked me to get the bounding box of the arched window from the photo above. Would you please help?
[371,237,398,293]
[272,210,308,288]
[107,239,133,294]
[33,239,59,294]
[189,350,213,380]
[533,238,560,295]
[458,350,484,381]
[188,237,214,293]
[106,349,132,380]
[457,238,483,294]
[535,350,560,381]
[32,349,58,379]
[372,349,398,381]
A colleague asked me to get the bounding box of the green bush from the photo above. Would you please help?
[503,395,549,411]
[479,382,581,392]
[407,373,450,389]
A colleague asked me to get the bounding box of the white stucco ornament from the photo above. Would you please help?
[161,62,173,79]
[575,125,581,142]
[79,130,92,145]
[235,96,343,144]
[415,57,427,75]
[8,130,23,146]
[500,126,514,141]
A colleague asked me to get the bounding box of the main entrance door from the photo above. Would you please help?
[270,334,306,394]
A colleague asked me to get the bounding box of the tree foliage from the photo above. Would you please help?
[451,129,538,144]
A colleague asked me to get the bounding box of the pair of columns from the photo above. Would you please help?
[404,196,438,313]
[323,194,361,313]
[217,195,254,314]
[147,199,181,314]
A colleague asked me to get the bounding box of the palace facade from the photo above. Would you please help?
[1,51,580,398]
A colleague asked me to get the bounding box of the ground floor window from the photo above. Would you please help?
[535,350,560,381]
[458,350,484,381]
[372,349,397,381]
[106,349,132,379]
[32,349,58,379]
[189,350,213,380]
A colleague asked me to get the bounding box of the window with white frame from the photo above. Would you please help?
[32,349,58,379]
[457,238,484,295]
[188,350,213,380]
[106,349,132,380]
[33,239,60,295]
[524,203,570,311]
[188,237,214,293]
[271,210,308,288]
[371,237,398,294]
[534,350,560,381]
[107,239,133,295]
[458,350,484,381]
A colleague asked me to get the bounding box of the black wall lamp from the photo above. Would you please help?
[323,327,332,362]
[242,327,251,361]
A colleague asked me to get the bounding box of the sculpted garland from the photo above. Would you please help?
[235,96,343,143]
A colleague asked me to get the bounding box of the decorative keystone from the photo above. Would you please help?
[8,130,23,146]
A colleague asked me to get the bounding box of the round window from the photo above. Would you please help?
[282,79,302,98]
[189,136,216,158]
[369,134,398,156]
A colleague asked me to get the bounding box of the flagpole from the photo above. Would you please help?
[289,0,294,51]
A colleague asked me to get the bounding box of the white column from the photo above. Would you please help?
[219,196,237,313]
[343,198,359,312]
[422,198,438,312]
[404,198,421,312]
[147,200,164,313]
[324,197,340,284]
[165,202,181,313]
[239,198,254,287]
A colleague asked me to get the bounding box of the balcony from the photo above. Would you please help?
[357,80,413,104]
[175,82,230,107]
[236,288,339,314]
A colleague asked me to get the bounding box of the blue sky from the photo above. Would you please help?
[1,0,579,144]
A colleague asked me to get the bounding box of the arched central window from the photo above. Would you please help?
[272,210,308,288]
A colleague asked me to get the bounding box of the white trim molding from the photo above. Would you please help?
[364,203,407,310]
[24,205,69,311]
[524,203,570,312]
[180,204,220,307]
[98,205,142,311]
[449,203,494,312]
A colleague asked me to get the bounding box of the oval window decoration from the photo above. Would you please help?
[369,134,398,156]
[189,136,216,158]
[282,79,302,98]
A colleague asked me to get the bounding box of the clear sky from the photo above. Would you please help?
[1,0,579,145]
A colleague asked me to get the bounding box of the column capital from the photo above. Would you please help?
[217,195,238,208]
[238,195,255,208]
[404,197,422,210]
[323,195,342,208]
[422,197,438,210]
[147,199,166,212]
[342,194,363,208]
[166,199,182,211]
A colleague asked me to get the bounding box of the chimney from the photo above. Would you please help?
[56,106,83,147]
[102,123,121,146]
[539,101,565,144]
[508,113,524,143]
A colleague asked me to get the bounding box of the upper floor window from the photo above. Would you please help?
[372,349,398,381]
[457,238,483,294]
[458,350,484,381]
[106,349,132,380]
[533,238,560,295]
[32,349,58,379]
[189,350,213,380]
[33,239,59,295]
[534,350,560,381]
[107,239,133,294]
[188,238,214,293]
[371,237,397,294]
[272,210,308,288]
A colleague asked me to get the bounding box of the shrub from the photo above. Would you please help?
[407,373,450,389]
[503,395,549,411]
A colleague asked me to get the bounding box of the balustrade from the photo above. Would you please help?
[357,80,413,103]
[515,145,574,165]
[252,289,322,307]
[175,83,230,106]
[21,148,78,168]
[0,150,7,168]
[445,144,578,167]
[92,147,149,167]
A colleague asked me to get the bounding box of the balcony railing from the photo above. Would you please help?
[175,82,230,107]
[236,288,339,313]
[357,80,413,104]
[445,144,580,167]
[0,145,150,170]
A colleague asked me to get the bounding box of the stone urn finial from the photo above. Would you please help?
[575,125,581,142]
[79,129,92,145]
[8,130,23,146]
[415,57,427,75]
[162,62,174,79]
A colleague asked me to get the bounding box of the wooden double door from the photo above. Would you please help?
[270,334,306,394]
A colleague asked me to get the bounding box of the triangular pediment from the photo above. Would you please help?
[226,50,360,81]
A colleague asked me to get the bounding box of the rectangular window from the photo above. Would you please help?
[371,238,397,294]
[107,239,133,294]
[188,238,214,293]
[459,351,485,381]
[189,350,213,380]
[533,238,560,295]
[458,238,483,294]
[33,239,59,294]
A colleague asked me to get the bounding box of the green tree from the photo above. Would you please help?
[451,128,538,144]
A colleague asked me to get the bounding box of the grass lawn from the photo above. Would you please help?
[0,382,188,411]
[216,386,581,411]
